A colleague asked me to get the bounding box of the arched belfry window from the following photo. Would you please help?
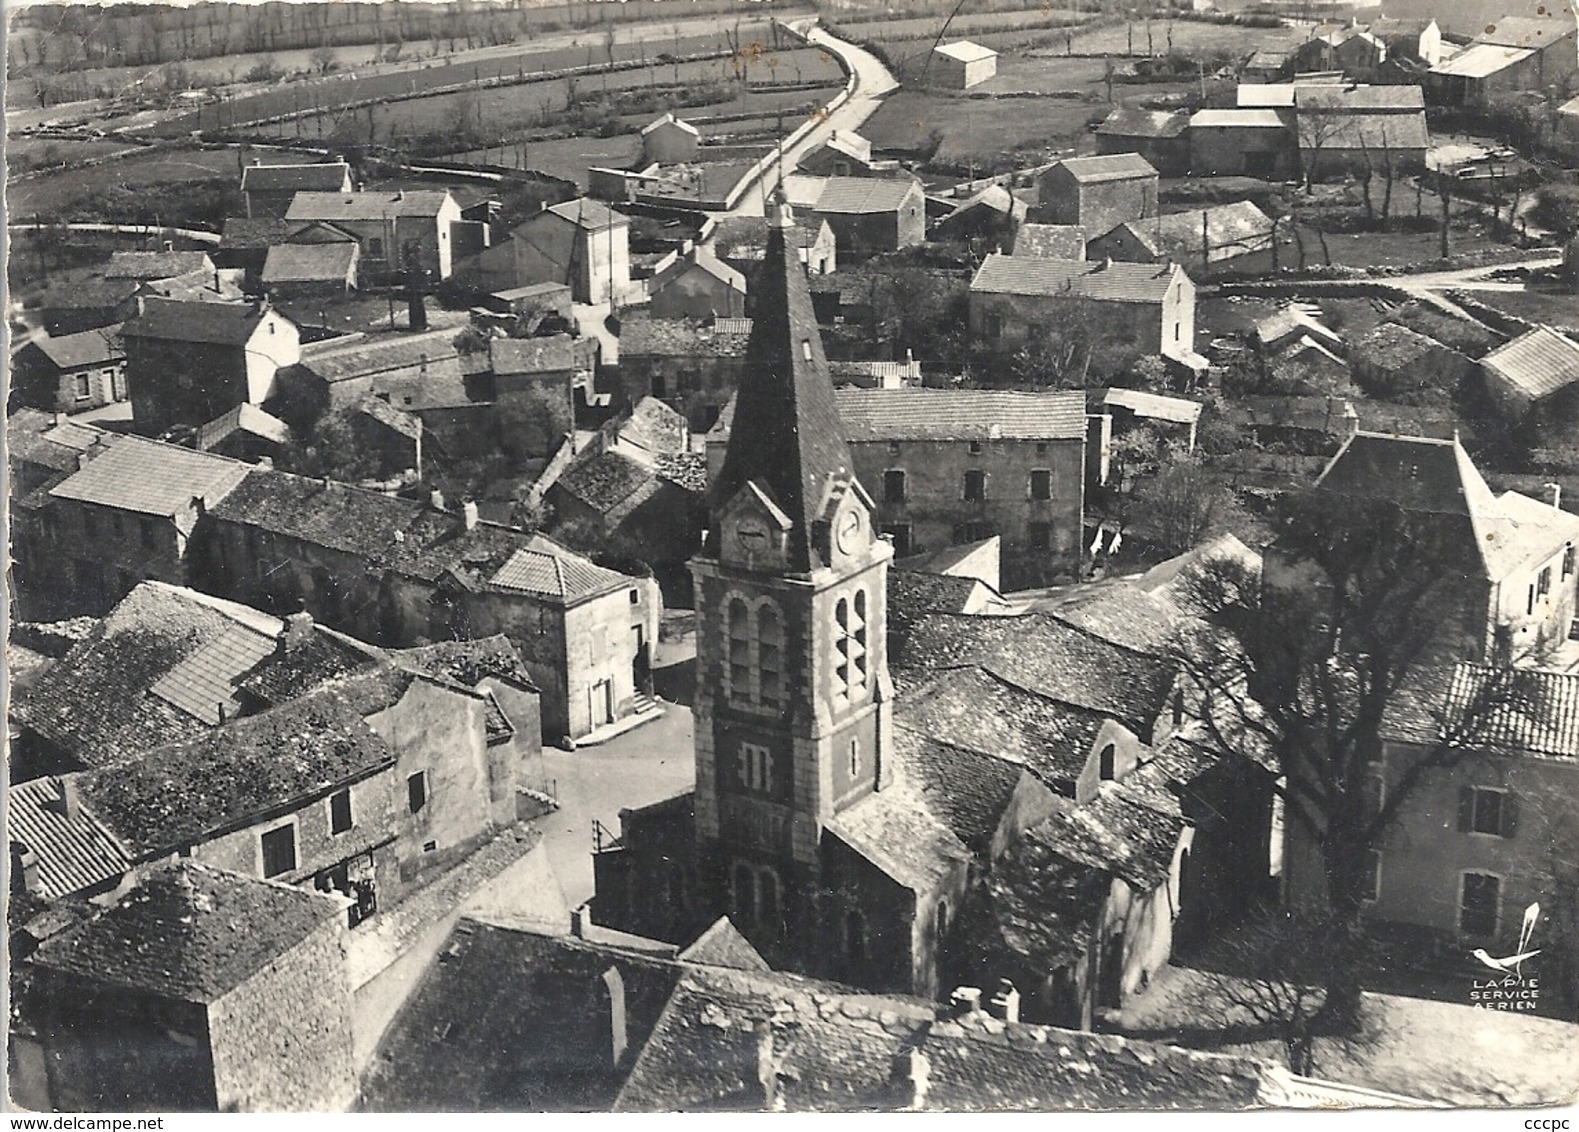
[727,599,752,704]
[833,590,869,704]
[758,602,783,711]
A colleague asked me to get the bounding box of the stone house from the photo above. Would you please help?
[1085,202,1275,268]
[1036,155,1159,236]
[968,254,1197,366]
[10,326,127,415]
[640,112,701,165]
[490,333,583,461]
[1094,107,1193,177]
[195,402,294,463]
[648,246,747,321]
[617,315,755,431]
[807,177,927,261]
[798,131,882,178]
[1187,109,1298,179]
[1293,85,1430,180]
[1479,326,1579,432]
[285,328,468,415]
[1350,322,1476,400]
[240,160,354,219]
[261,242,360,297]
[1011,224,1088,259]
[1428,16,1579,105]
[121,297,300,435]
[932,40,998,88]
[712,215,837,306]
[215,217,294,284]
[1369,16,1443,66]
[14,865,356,1112]
[285,190,465,280]
[504,198,633,304]
[103,250,218,284]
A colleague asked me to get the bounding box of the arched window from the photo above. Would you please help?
[852,591,868,692]
[936,899,949,942]
[727,599,752,704]
[733,862,756,927]
[844,909,867,962]
[848,737,861,778]
[758,603,783,711]
[1099,744,1116,781]
[1172,689,1185,726]
[833,598,850,702]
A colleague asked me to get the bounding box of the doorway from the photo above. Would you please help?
[591,679,614,727]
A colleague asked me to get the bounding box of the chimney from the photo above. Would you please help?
[462,498,479,531]
[601,967,628,1067]
[892,1048,931,1111]
[252,157,262,166]
[987,979,1021,1023]
[755,1021,781,1111]
[213,269,222,294]
[10,842,42,897]
[54,777,80,823]
[571,903,591,938]
[396,189,406,201]
[282,610,314,651]
[1546,483,1563,513]
[949,986,983,1019]
[430,488,447,512]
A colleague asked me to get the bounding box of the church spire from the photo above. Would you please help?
[710,197,854,572]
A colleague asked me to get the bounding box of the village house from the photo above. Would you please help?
[240,160,354,219]
[104,250,218,284]
[121,296,301,436]
[617,315,755,430]
[1351,322,1476,400]
[1085,202,1276,268]
[1035,154,1159,236]
[1428,15,1579,105]
[640,112,701,165]
[968,254,1198,368]
[499,198,633,304]
[347,395,424,479]
[490,334,584,463]
[1188,109,1298,179]
[807,176,927,261]
[1312,431,1579,664]
[1243,49,1295,82]
[215,217,293,283]
[933,184,1027,246]
[193,467,659,743]
[931,40,998,88]
[284,328,469,415]
[1479,326,1579,432]
[10,325,127,415]
[285,190,465,280]
[647,245,747,321]
[1011,223,1088,259]
[1094,107,1193,177]
[711,214,837,299]
[1369,16,1444,66]
[797,130,885,178]
[1292,84,1430,179]
[35,279,141,337]
[195,402,293,463]
[261,241,361,297]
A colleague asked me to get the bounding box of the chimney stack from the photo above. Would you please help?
[430,488,447,512]
[54,777,80,822]
[949,986,983,1020]
[256,455,274,470]
[462,498,479,531]
[987,979,1021,1024]
[213,269,222,294]
[11,842,42,897]
[163,239,174,253]
[282,610,314,651]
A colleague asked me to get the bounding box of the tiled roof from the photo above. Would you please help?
[825,770,971,892]
[556,449,654,513]
[1096,106,1191,139]
[813,176,922,215]
[620,317,754,358]
[1442,663,1579,759]
[1294,85,1425,110]
[1102,387,1204,425]
[1013,223,1088,259]
[490,333,575,375]
[489,534,633,600]
[1355,321,1460,370]
[353,395,423,439]
[1431,42,1535,78]
[656,451,708,494]
[1190,108,1291,128]
[969,832,1109,967]
[195,402,292,451]
[677,917,771,972]
[971,254,1180,303]
[302,328,460,383]
[7,777,135,900]
[386,635,539,692]
[897,724,1025,854]
[49,434,250,517]
[1300,112,1430,152]
[29,864,344,1003]
[1028,786,1185,890]
[240,161,352,193]
[542,197,630,230]
[1482,327,1579,400]
[362,920,684,1111]
[286,189,453,221]
[1474,15,1575,49]
[120,296,277,345]
[104,251,214,280]
[31,325,124,372]
[76,676,403,858]
[261,241,357,283]
[220,216,293,248]
[1113,201,1274,261]
[835,387,1086,440]
[935,39,997,62]
[654,248,746,294]
[1049,153,1158,183]
[237,627,381,708]
[148,621,280,725]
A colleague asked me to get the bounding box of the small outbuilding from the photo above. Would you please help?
[932,40,998,88]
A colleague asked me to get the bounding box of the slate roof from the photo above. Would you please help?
[49,434,250,517]
[1096,106,1191,139]
[620,317,754,358]
[656,452,708,494]
[813,177,922,215]
[237,627,382,708]
[677,918,772,972]
[654,249,746,294]
[1111,201,1274,262]
[824,771,971,892]
[195,402,292,451]
[220,216,293,249]
[1481,327,1579,401]
[1190,108,1290,129]
[7,777,135,900]
[935,39,997,62]
[354,394,423,439]
[1474,15,1576,49]
[361,920,685,1111]
[491,333,576,375]
[835,387,1086,441]
[1301,112,1430,151]
[967,832,1109,968]
[1294,85,1425,110]
[709,207,856,573]
[1049,153,1158,184]
[31,325,124,371]
[889,570,985,629]
[542,198,630,230]
[387,635,538,692]
[897,725,1026,854]
[1011,224,1087,259]
[261,241,358,284]
[29,864,344,1003]
[1254,305,1343,352]
[286,190,454,221]
[1102,387,1203,425]
[104,251,214,281]
[120,296,276,345]
[240,161,352,193]
[1431,42,1535,78]
[75,676,403,859]
[971,255,1181,303]
[1355,321,1462,370]
[556,449,654,514]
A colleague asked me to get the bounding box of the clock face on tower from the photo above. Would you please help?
[835,506,864,555]
[734,515,771,555]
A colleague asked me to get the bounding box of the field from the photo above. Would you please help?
[862,87,1103,167]
[7,136,137,173]
[1460,288,1579,332]
[1058,17,1305,59]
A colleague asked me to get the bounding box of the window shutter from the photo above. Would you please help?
[1501,792,1518,839]
[1457,786,1475,833]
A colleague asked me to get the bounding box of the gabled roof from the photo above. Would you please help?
[709,205,855,573]
[641,111,700,138]
[1190,108,1291,128]
[1299,112,1429,151]
[30,325,124,371]
[675,917,771,971]
[1048,153,1158,184]
[1293,84,1423,111]
[195,402,292,451]
[353,394,423,440]
[490,333,576,375]
[104,251,214,281]
[488,534,633,600]
[1255,305,1343,351]
[1011,223,1087,259]
[240,161,353,193]
[540,197,630,230]
[385,635,538,693]
[286,189,454,221]
[620,317,754,358]
[971,254,1182,303]
[554,448,655,515]
[835,387,1086,441]
[8,777,135,900]
[1102,387,1204,425]
[1110,201,1274,261]
[261,241,358,284]
[1444,663,1579,760]
[1430,42,1535,78]
[120,296,280,345]
[1474,15,1576,49]
[1482,326,1579,401]
[301,327,459,384]
[1096,106,1191,139]
[824,772,971,892]
[934,39,997,62]
[654,247,746,295]
[812,176,922,215]
[220,217,294,249]
[49,434,250,517]
[29,864,345,1003]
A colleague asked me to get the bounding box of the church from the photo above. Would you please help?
[591,202,1275,1019]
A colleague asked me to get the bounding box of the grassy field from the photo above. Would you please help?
[1461,288,1579,332]
[862,87,1103,167]
[7,136,138,173]
[1061,17,1305,58]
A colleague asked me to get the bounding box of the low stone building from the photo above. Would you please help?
[932,40,998,88]
[1188,109,1298,179]
[1086,202,1275,268]
[285,189,465,280]
[10,326,127,415]
[807,177,927,261]
[1036,154,1158,236]
[1351,321,1476,400]
[261,242,360,297]
[1094,107,1192,177]
[797,130,883,178]
[640,112,701,165]
[1479,326,1579,431]
[240,160,354,219]
[195,402,293,463]
[617,315,755,431]
[648,246,747,321]
[491,334,583,463]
